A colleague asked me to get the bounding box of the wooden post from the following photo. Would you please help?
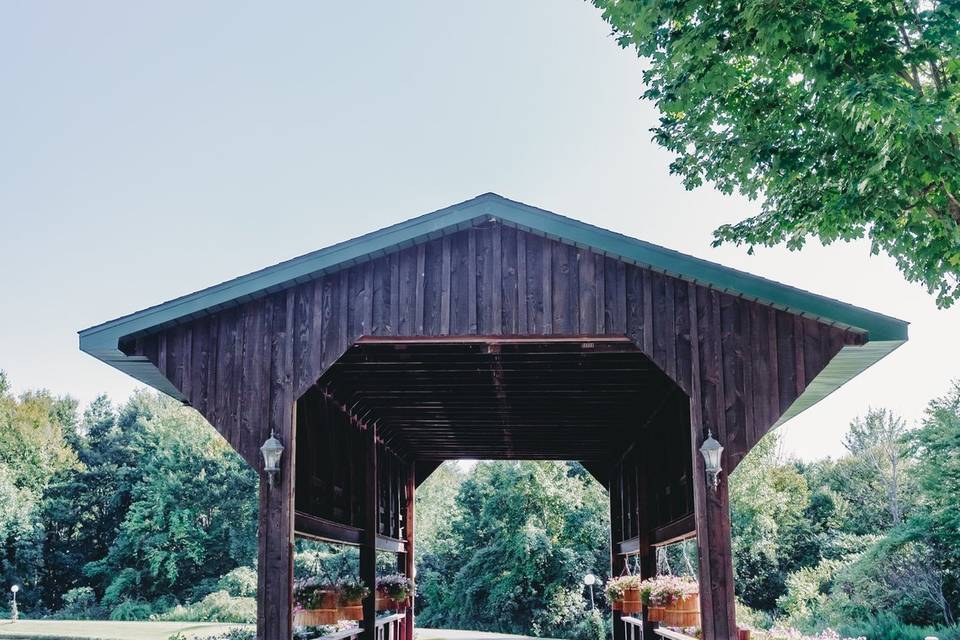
[257,394,296,640]
[635,460,656,640]
[403,462,416,640]
[361,424,379,640]
[609,465,626,640]
[690,412,737,640]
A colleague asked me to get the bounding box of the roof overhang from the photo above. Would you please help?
[79,193,908,417]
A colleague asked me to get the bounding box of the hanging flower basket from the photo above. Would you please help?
[661,592,700,627]
[336,577,371,621]
[621,586,642,614]
[604,575,641,614]
[640,575,699,628]
[376,574,414,611]
[293,579,338,626]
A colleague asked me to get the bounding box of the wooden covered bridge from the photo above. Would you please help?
[79,194,907,640]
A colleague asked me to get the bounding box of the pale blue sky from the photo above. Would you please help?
[1,1,957,460]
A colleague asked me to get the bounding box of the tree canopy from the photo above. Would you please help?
[592,0,960,306]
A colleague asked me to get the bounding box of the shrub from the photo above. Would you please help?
[158,590,256,624]
[836,613,960,640]
[170,630,254,640]
[571,609,607,640]
[217,566,257,598]
[109,599,153,621]
[54,586,100,619]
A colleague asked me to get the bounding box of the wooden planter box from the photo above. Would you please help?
[647,605,665,622]
[376,596,409,611]
[338,598,364,621]
[294,590,339,626]
[621,588,642,614]
[661,593,700,628]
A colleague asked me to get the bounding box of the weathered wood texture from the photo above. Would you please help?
[124,221,861,471]
[295,387,407,539]
[121,221,864,640]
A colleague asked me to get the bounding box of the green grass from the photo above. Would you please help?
[0,620,253,640]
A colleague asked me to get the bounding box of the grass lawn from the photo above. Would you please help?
[0,620,253,640]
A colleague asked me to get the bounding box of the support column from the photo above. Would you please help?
[609,466,626,640]
[256,401,296,640]
[634,461,656,640]
[403,462,416,640]
[690,410,737,640]
[360,424,379,640]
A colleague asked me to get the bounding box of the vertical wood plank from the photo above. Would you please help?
[492,224,503,335]
[415,244,426,336]
[440,237,451,335]
[542,239,553,334]
[517,230,528,333]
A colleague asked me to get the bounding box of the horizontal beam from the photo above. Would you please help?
[615,513,696,555]
[293,511,407,553]
[355,334,634,345]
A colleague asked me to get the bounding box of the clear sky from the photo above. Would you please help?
[1,1,956,461]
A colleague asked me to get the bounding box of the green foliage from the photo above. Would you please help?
[217,567,257,598]
[157,591,256,624]
[170,629,255,640]
[593,0,960,306]
[416,461,609,638]
[836,612,960,640]
[108,599,153,621]
[84,392,258,606]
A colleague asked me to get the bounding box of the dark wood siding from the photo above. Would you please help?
[125,221,858,472]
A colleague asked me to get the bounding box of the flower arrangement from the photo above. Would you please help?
[377,574,415,602]
[756,629,865,640]
[336,576,371,605]
[293,577,337,610]
[603,575,643,613]
[642,574,698,607]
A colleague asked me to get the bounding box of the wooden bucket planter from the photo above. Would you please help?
[376,596,409,611]
[661,593,700,627]
[621,588,642,614]
[611,599,623,612]
[647,605,665,622]
[293,590,338,626]
[338,598,364,621]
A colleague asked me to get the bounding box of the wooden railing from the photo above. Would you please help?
[312,613,406,640]
[622,616,645,640]
[374,613,406,640]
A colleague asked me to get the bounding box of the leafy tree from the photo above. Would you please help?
[729,433,814,610]
[416,461,609,638]
[843,408,913,527]
[0,376,78,611]
[39,395,143,609]
[592,0,960,306]
[84,392,257,606]
[908,380,960,622]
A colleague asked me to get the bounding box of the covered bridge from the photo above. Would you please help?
[79,194,907,640]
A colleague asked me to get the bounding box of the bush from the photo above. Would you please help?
[570,609,607,640]
[836,613,960,640]
[109,599,153,621]
[217,566,257,597]
[169,630,254,640]
[158,590,256,624]
[53,586,101,619]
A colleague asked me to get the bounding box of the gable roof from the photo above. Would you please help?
[79,193,908,417]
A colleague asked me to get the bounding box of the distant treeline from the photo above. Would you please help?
[1,369,959,640]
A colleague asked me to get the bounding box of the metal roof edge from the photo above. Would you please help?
[772,339,906,429]
[78,193,908,366]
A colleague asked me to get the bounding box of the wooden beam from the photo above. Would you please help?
[360,423,378,640]
[609,464,626,640]
[651,514,696,547]
[404,463,416,640]
[256,292,296,640]
[689,283,737,640]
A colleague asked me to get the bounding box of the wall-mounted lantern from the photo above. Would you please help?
[699,430,724,492]
[260,430,284,487]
